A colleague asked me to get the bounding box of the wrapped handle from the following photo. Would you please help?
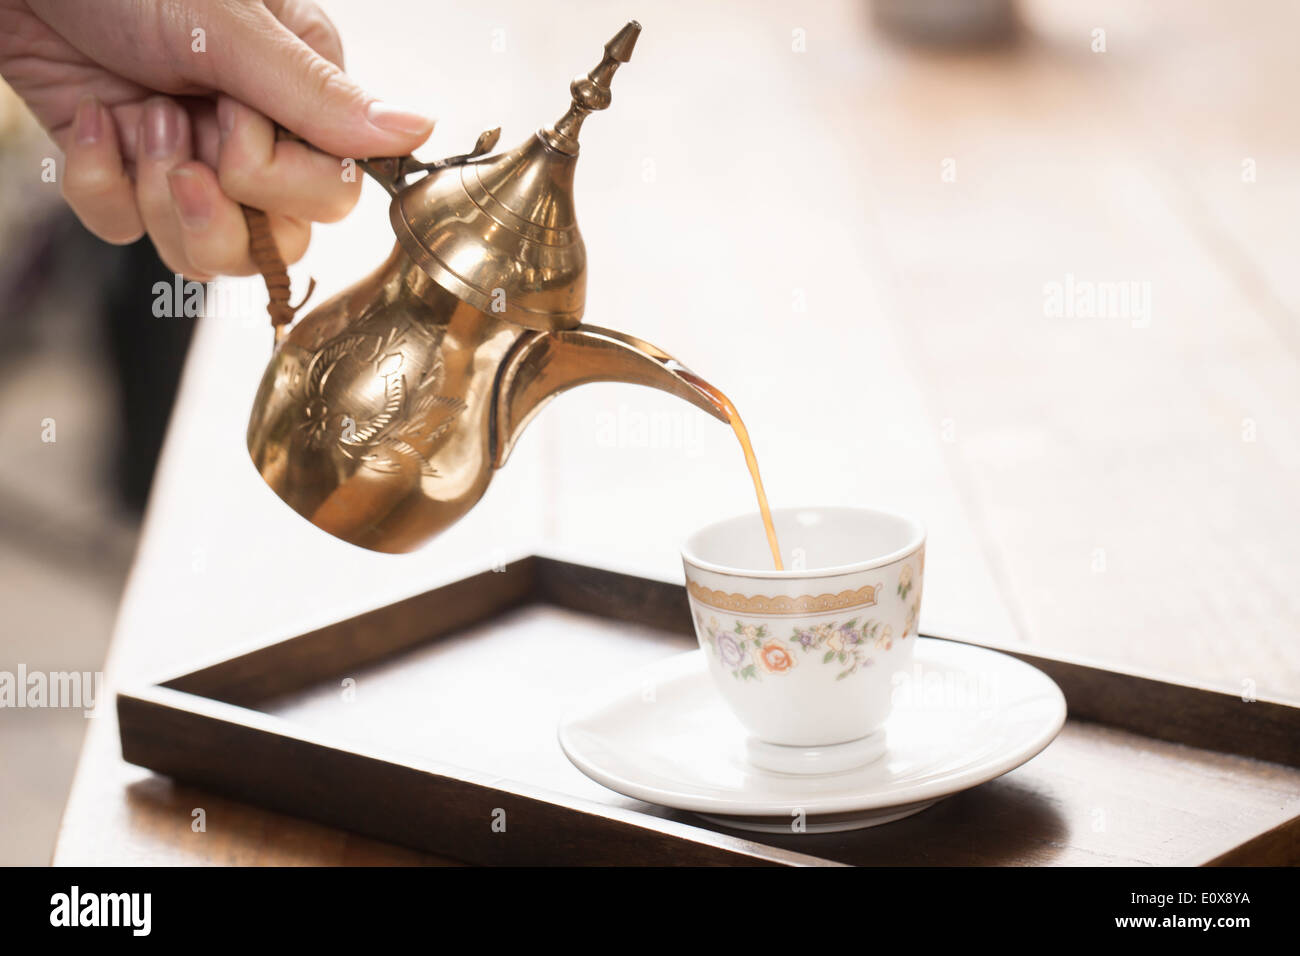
[241,206,315,345]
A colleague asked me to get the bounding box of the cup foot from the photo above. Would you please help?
[745,729,887,775]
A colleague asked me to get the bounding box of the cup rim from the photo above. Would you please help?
[681,505,926,581]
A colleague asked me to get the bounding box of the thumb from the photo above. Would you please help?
[198,6,434,159]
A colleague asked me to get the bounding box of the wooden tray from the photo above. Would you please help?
[117,556,1300,866]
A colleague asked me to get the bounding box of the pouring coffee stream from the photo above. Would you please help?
[679,373,784,570]
[244,20,783,564]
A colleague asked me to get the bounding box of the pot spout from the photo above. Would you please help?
[493,325,729,466]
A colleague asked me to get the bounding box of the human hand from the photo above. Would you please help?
[0,0,435,279]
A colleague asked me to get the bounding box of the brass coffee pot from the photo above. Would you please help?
[246,21,726,553]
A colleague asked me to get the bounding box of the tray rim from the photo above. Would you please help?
[121,682,835,867]
[116,552,1300,866]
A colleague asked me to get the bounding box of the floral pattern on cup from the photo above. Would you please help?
[795,618,890,680]
[897,563,915,601]
[698,617,795,681]
[697,611,909,682]
[902,601,919,640]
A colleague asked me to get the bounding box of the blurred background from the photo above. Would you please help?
[2,0,1297,864]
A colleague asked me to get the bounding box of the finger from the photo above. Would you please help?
[60,96,145,245]
[265,0,346,67]
[189,97,223,170]
[188,4,433,159]
[167,161,310,276]
[216,96,360,224]
[135,96,206,280]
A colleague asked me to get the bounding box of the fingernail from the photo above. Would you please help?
[143,100,181,159]
[366,101,434,136]
[168,168,212,229]
[74,96,103,145]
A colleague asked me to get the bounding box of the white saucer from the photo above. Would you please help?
[558,638,1067,833]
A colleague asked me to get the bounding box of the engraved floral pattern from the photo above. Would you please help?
[294,323,464,475]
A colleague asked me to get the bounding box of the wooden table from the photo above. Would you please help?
[53,0,1300,865]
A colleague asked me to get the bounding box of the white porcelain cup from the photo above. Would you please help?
[682,506,926,774]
